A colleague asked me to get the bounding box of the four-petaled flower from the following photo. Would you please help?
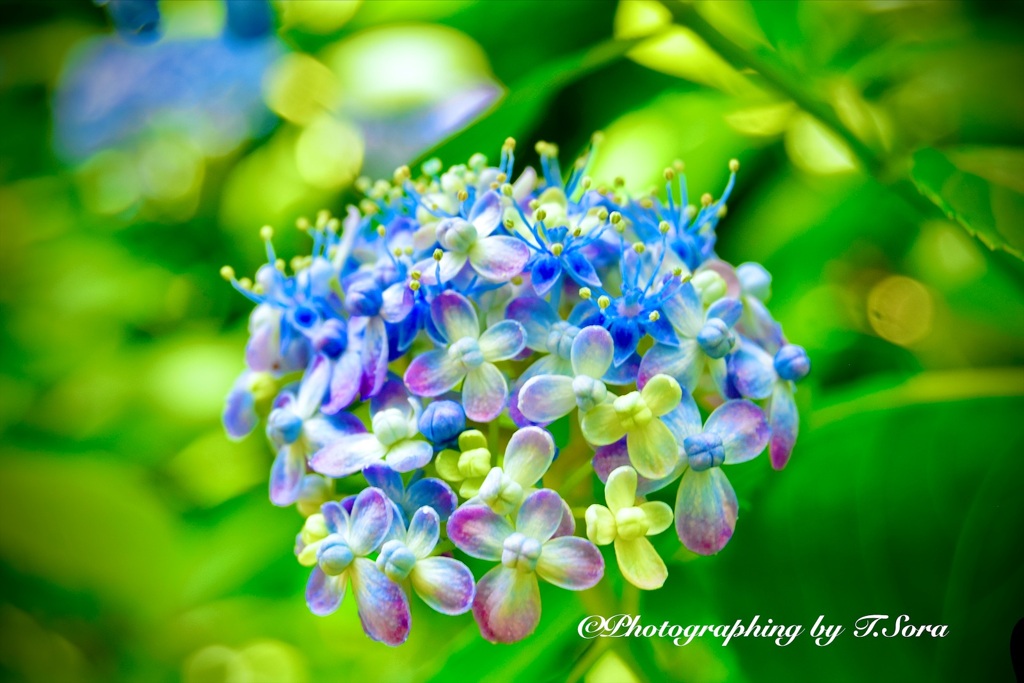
[448,489,604,643]
[586,466,673,590]
[580,373,683,480]
[518,325,614,424]
[405,291,526,422]
[305,489,411,646]
[662,391,770,555]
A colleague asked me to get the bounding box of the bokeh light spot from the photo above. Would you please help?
[867,275,934,346]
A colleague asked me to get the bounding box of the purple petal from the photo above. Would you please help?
[463,363,508,422]
[384,439,433,473]
[348,487,392,555]
[571,326,614,379]
[406,478,457,521]
[430,291,479,343]
[448,504,513,560]
[478,320,526,361]
[296,354,331,418]
[321,500,349,534]
[637,341,702,392]
[726,343,776,400]
[411,556,475,615]
[602,351,640,386]
[351,557,411,646]
[359,317,389,399]
[269,444,304,507]
[705,400,770,464]
[322,349,361,413]
[506,296,559,351]
[769,382,798,470]
[469,236,531,282]
[593,439,681,496]
[707,297,742,327]
[405,506,440,558]
[362,463,404,501]
[472,565,541,643]
[245,308,281,371]
[662,282,704,337]
[404,349,466,397]
[380,281,414,323]
[675,467,737,555]
[518,375,575,424]
[309,433,386,478]
[369,376,414,417]
[536,536,604,590]
[306,566,347,616]
[223,376,256,440]
[516,489,564,542]
[553,497,576,538]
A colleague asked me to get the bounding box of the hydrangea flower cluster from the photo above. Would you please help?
[221,137,810,645]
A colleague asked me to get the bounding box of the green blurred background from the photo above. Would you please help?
[1,1,1023,681]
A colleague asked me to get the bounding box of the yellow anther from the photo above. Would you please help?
[404,246,413,255]
[504,217,515,229]
[663,168,675,181]
[528,199,540,210]
[609,211,622,224]
[511,275,523,286]
[259,225,273,241]
[393,165,411,183]
[238,277,253,290]
[729,158,740,173]
[613,177,625,188]
[535,209,547,222]
[673,159,685,173]
[659,221,671,234]
[326,218,340,233]
[573,227,582,237]
[503,137,516,152]
[701,193,713,207]
[551,243,564,256]
[640,197,653,209]
[316,210,330,229]
[632,242,645,254]
[597,208,609,221]
[393,247,403,257]
[717,205,728,218]
[597,295,611,309]
[296,217,310,231]
[684,205,697,219]
[581,176,592,189]
[275,258,286,272]
[433,248,444,261]
[219,265,235,281]
[672,267,684,278]
[490,182,500,190]
[409,280,421,291]
[501,183,514,197]
[469,153,487,170]
[355,176,372,193]
[648,310,660,322]
[457,189,469,202]
[376,225,387,238]
[496,172,507,183]
[252,283,264,295]
[410,270,421,280]
[579,287,592,300]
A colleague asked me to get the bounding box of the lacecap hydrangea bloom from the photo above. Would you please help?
[221,136,810,645]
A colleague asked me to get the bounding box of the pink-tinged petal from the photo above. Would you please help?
[580,401,626,446]
[469,236,531,282]
[296,354,331,418]
[705,399,770,464]
[404,349,466,397]
[675,467,737,556]
[349,487,392,555]
[593,439,683,496]
[322,349,361,413]
[309,433,387,478]
[662,281,704,337]
[505,297,559,351]
[605,466,638,513]
[380,281,414,323]
[270,443,305,507]
[699,259,742,298]
[306,566,347,616]
[727,343,775,400]
[516,489,564,543]
[554,497,576,538]
[536,536,604,590]
[614,536,667,590]
[463,363,508,422]
[405,507,440,558]
[478,320,526,361]
[571,326,614,378]
[302,415,360,450]
[473,565,541,643]
[384,439,433,473]
[360,317,389,399]
[350,557,411,646]
[321,501,349,534]
[411,556,475,615]
[431,290,479,342]
[660,390,703,443]
[448,504,513,560]
[369,377,415,417]
[518,375,575,423]
[626,420,679,480]
[638,341,702,392]
[469,190,503,237]
[245,307,281,371]
[769,382,798,470]
[503,426,555,488]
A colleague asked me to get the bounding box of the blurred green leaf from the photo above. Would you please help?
[911,147,1024,260]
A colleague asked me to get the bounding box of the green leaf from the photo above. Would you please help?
[911,147,1024,259]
